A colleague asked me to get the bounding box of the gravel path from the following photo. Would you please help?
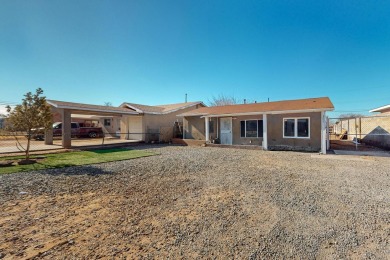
[0,146,389,259]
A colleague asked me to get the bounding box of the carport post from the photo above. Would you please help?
[262,114,268,150]
[44,128,53,145]
[205,116,210,142]
[62,109,72,149]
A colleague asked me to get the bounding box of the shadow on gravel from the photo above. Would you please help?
[37,165,113,176]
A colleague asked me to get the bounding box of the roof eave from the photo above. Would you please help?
[179,108,334,118]
[369,104,390,113]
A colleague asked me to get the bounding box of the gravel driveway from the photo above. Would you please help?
[0,146,389,259]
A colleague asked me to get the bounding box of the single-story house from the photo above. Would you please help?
[370,104,390,114]
[46,99,204,148]
[178,97,334,153]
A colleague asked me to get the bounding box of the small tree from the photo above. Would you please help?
[6,88,52,161]
[208,94,238,106]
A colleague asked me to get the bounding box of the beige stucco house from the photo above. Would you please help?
[46,99,204,148]
[178,97,334,153]
[119,101,205,142]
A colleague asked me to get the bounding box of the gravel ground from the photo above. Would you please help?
[0,145,389,259]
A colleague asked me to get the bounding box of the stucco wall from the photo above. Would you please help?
[231,115,264,145]
[267,112,322,151]
[184,116,205,140]
[143,105,203,142]
[183,116,218,140]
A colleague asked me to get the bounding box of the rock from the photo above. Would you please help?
[0,161,14,167]
[17,159,37,165]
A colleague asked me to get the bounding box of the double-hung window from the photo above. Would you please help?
[283,118,310,138]
[240,120,263,138]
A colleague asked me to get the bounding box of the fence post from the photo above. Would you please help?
[355,118,358,150]
[326,116,330,150]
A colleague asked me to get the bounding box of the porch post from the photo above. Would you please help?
[62,109,72,149]
[183,117,186,139]
[321,111,327,154]
[263,114,268,150]
[205,116,210,142]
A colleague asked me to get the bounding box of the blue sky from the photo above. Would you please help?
[1,0,389,116]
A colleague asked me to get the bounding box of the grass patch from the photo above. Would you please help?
[0,148,155,174]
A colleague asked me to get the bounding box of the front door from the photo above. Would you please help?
[220,117,232,145]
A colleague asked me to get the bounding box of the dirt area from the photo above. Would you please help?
[330,140,388,152]
[0,146,389,259]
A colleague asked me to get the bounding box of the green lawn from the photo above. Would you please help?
[0,148,155,174]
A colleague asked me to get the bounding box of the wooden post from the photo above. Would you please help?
[321,112,327,154]
[262,114,268,150]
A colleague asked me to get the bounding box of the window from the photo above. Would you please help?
[240,120,263,138]
[209,121,214,133]
[104,119,111,126]
[283,118,310,138]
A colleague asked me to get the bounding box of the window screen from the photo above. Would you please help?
[297,118,309,137]
[284,119,295,137]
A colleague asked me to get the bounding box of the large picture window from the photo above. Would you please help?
[240,120,263,138]
[283,118,310,138]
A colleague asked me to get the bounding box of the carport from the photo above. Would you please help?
[46,100,140,148]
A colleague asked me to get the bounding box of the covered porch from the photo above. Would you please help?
[182,111,328,154]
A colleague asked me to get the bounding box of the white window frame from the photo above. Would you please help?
[240,119,263,138]
[283,117,310,139]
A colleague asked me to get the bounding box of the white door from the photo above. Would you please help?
[220,117,232,145]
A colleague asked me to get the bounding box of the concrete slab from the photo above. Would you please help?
[333,150,390,157]
[311,154,377,161]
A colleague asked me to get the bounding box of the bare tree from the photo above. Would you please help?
[6,88,52,161]
[208,94,238,106]
[338,113,365,119]
[104,102,113,107]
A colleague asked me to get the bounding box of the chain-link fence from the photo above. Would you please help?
[329,115,390,151]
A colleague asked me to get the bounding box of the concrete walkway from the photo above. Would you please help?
[0,138,141,154]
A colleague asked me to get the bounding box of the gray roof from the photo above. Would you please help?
[121,101,205,114]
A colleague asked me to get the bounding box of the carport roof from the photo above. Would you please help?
[47,100,140,115]
[178,97,334,117]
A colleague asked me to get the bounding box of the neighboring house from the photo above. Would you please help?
[178,97,334,153]
[119,101,205,142]
[370,104,390,114]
